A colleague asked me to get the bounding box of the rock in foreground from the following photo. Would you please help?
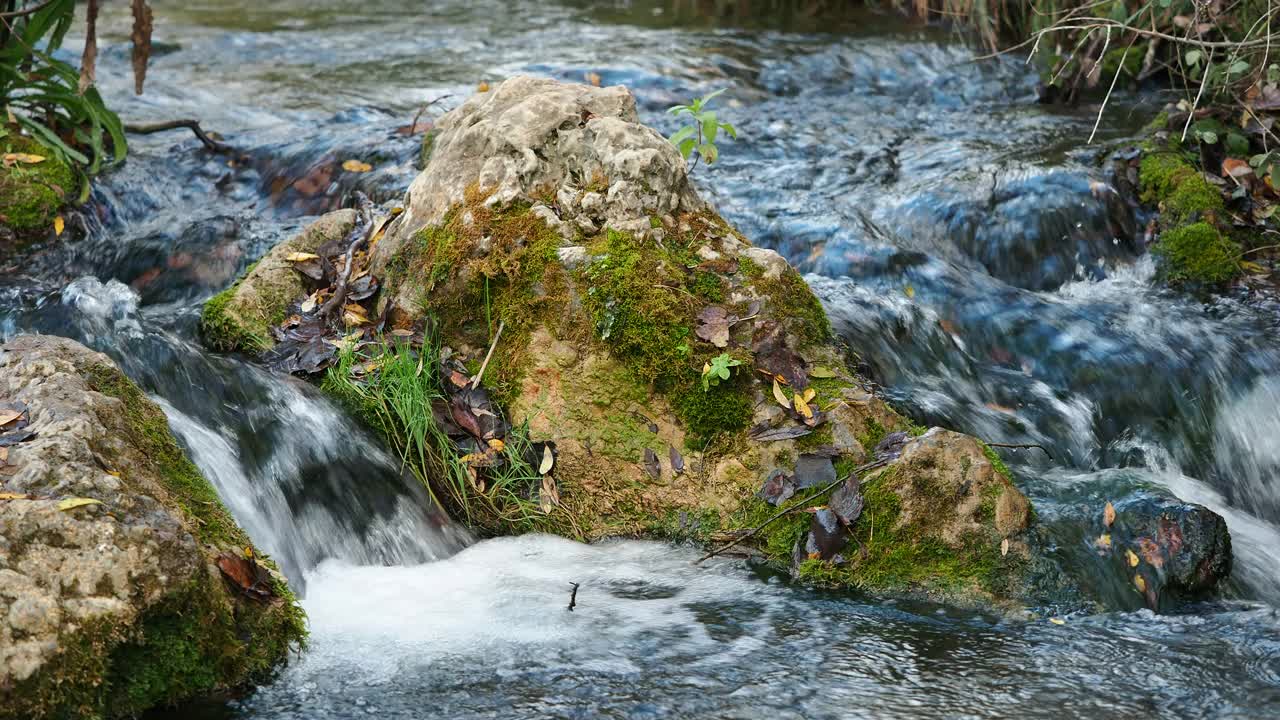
[201,76,1232,613]
[0,335,305,720]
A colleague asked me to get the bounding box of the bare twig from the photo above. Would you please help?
[470,319,506,390]
[1181,46,1215,143]
[694,457,890,565]
[0,0,57,19]
[318,192,375,319]
[567,581,580,612]
[1242,243,1280,256]
[1089,35,1134,144]
[123,119,234,154]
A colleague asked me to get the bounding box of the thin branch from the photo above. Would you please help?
[1181,46,1214,143]
[0,0,57,19]
[470,319,506,390]
[123,119,234,154]
[694,457,890,565]
[318,192,374,319]
[1089,35,1134,145]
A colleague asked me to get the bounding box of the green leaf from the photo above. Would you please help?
[1198,130,1219,145]
[701,112,718,142]
[1229,60,1251,76]
[16,115,89,165]
[678,137,696,160]
[669,126,696,146]
[698,142,718,164]
[667,104,689,116]
[719,122,738,139]
[701,88,727,105]
[1185,50,1203,67]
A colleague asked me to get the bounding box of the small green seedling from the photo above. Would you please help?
[701,352,742,391]
[668,88,738,171]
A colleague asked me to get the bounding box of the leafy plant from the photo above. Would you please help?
[668,88,738,171]
[1,0,154,186]
[701,352,742,392]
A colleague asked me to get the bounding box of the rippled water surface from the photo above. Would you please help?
[4,1,1280,717]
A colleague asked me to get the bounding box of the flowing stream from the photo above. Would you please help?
[3,1,1280,717]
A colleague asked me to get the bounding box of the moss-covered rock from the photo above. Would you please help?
[0,136,76,245]
[1137,131,1241,287]
[0,335,305,720]
[200,210,357,352]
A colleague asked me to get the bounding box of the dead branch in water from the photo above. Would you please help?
[318,192,375,320]
[123,119,234,154]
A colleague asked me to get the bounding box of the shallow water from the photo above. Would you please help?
[3,0,1280,717]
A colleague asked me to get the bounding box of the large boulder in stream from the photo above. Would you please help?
[0,336,305,720]
[200,76,1232,613]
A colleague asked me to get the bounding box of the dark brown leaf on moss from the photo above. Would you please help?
[874,431,909,460]
[695,305,736,348]
[805,507,847,561]
[669,445,684,475]
[643,447,661,479]
[347,273,380,301]
[216,552,276,604]
[752,323,808,389]
[758,469,796,506]
[829,477,863,526]
[794,454,836,489]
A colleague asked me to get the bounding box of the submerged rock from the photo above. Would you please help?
[0,335,305,720]
[201,77,1232,612]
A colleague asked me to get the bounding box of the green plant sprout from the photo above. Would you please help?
[668,88,738,172]
[701,352,742,391]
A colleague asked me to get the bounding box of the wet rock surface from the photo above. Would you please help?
[0,335,303,719]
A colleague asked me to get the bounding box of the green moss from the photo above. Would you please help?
[199,266,272,354]
[741,263,832,348]
[858,417,888,455]
[1139,151,1200,205]
[1153,222,1241,286]
[795,423,834,452]
[0,135,77,238]
[671,376,753,444]
[978,441,1013,481]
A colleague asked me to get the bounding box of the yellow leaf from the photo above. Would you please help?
[54,215,64,236]
[1240,260,1267,274]
[809,366,838,379]
[802,387,816,403]
[487,438,505,452]
[1048,617,1066,625]
[1126,549,1140,567]
[904,285,915,299]
[286,252,320,262]
[1104,501,1115,528]
[343,310,369,327]
[477,81,490,92]
[1134,574,1146,592]
[57,497,102,511]
[243,546,255,560]
[342,159,372,173]
[0,492,29,500]
[106,470,120,478]
[3,152,46,166]
[585,71,602,87]
[772,379,791,410]
[1000,538,1010,557]
[793,392,813,420]
[539,445,555,475]
[1097,533,1111,549]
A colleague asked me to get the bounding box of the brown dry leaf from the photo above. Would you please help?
[1126,549,1140,567]
[0,408,21,427]
[343,311,368,327]
[1000,538,1010,557]
[57,497,102,512]
[539,474,560,513]
[478,81,491,92]
[1223,157,1253,178]
[131,0,154,94]
[286,252,320,263]
[1104,501,1116,528]
[3,153,46,166]
[0,447,8,463]
[342,159,373,173]
[80,0,100,93]
[487,438,505,452]
[1134,574,1147,592]
[772,379,791,410]
[539,445,555,475]
[54,215,65,236]
[585,72,602,87]
[300,291,320,313]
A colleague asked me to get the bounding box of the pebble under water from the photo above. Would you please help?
[3,1,1280,718]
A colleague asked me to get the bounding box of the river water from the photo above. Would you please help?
[3,1,1280,717]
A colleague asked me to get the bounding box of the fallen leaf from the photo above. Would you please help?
[805,507,847,560]
[873,431,909,460]
[478,81,490,92]
[57,497,102,511]
[285,252,320,262]
[1001,538,1010,557]
[487,438,505,452]
[1104,501,1116,528]
[3,152,46,166]
[1134,574,1147,592]
[0,447,7,463]
[772,379,791,410]
[341,159,373,173]
[539,474,560,513]
[539,444,555,474]
[0,409,21,427]
[904,285,915,299]
[585,71,602,87]
[1097,533,1112,550]
[793,392,813,420]
[216,551,276,603]
[1223,157,1253,178]
[343,310,369,327]
[809,366,838,379]
[643,448,661,480]
[801,387,816,404]
[0,492,29,500]
[669,445,685,476]
[749,424,812,442]
[758,469,796,506]
[300,291,320,313]
[829,477,863,525]
[54,215,65,236]
[1126,549,1140,567]
[1048,617,1066,625]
